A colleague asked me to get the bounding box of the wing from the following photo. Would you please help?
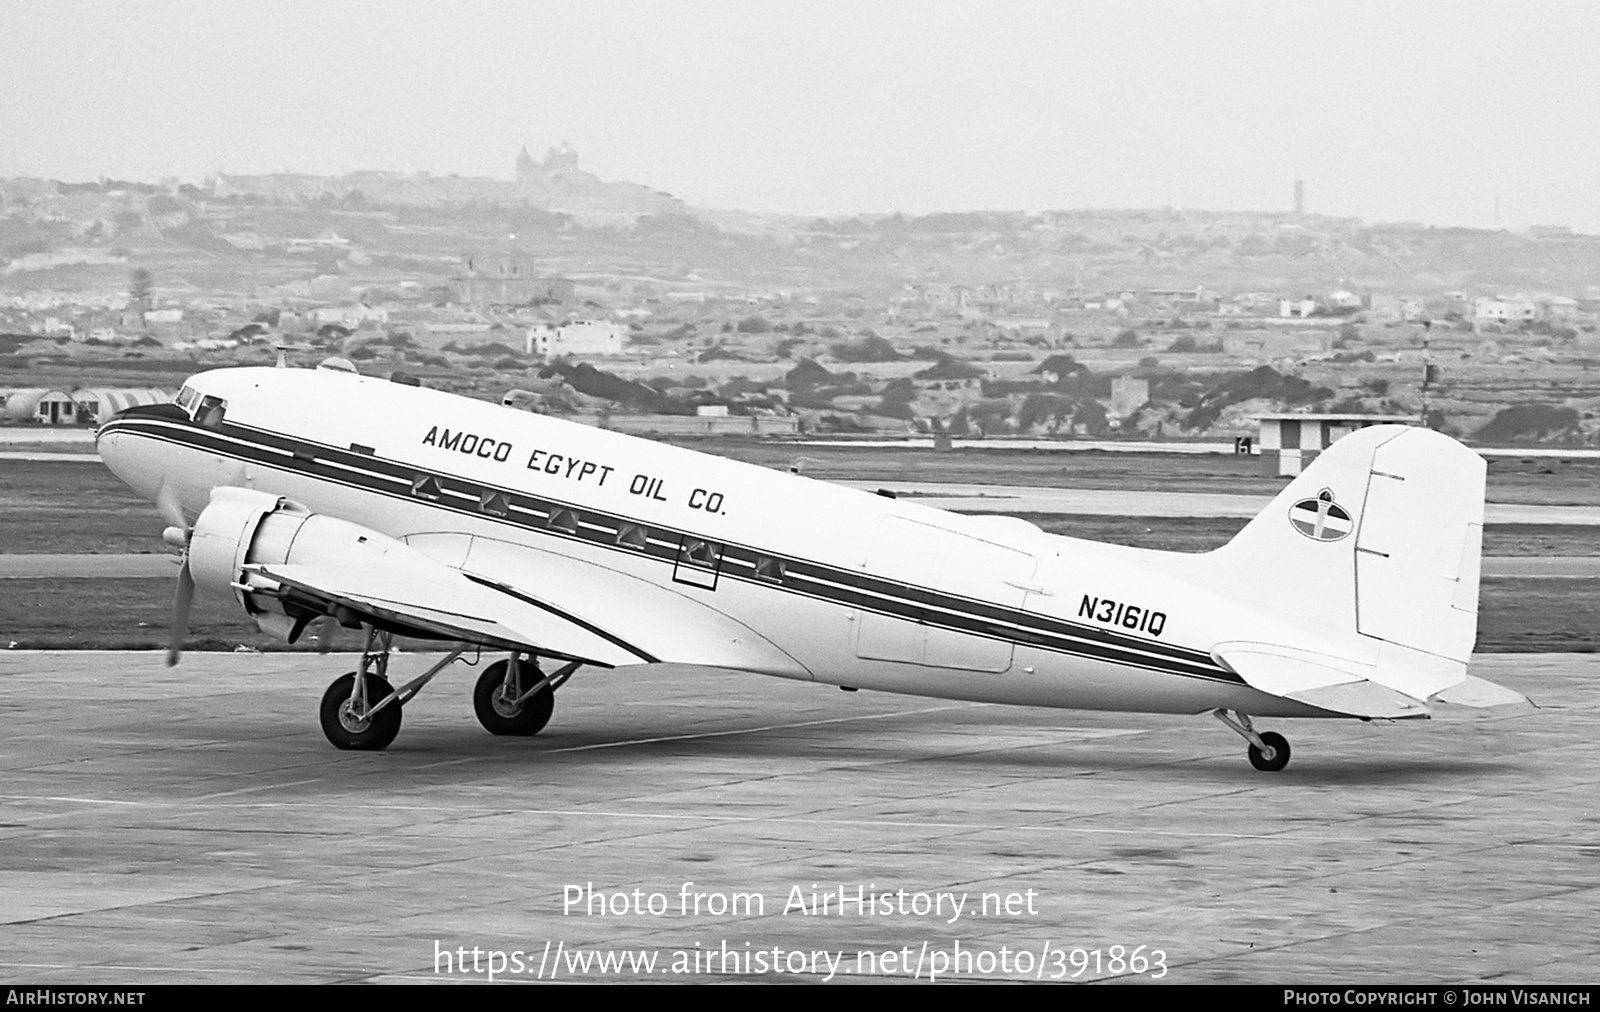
[244,530,812,677]
[249,560,649,666]
[189,487,811,676]
[446,533,811,677]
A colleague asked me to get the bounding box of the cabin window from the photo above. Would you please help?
[753,556,786,583]
[479,490,510,517]
[548,508,579,533]
[672,536,722,591]
[616,523,649,549]
[684,539,717,566]
[410,474,442,501]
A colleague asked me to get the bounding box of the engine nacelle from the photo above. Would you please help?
[186,487,424,642]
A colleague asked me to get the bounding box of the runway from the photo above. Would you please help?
[0,651,1593,983]
[3,552,1595,580]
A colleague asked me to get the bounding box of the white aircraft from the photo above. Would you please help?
[95,365,1526,769]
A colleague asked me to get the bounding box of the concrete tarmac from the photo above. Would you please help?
[0,553,178,578]
[0,651,1593,984]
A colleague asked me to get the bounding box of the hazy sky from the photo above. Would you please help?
[4,1,1599,229]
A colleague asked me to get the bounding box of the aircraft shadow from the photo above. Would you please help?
[379,724,1524,786]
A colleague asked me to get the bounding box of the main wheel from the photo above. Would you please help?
[1248,731,1291,772]
[473,660,554,736]
[320,672,402,751]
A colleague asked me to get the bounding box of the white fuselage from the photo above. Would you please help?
[97,367,1334,718]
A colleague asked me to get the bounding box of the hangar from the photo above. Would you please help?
[71,388,174,425]
[1,388,78,425]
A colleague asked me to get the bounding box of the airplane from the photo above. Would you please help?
[94,364,1527,770]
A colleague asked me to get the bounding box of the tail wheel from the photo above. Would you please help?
[473,660,554,736]
[320,672,402,751]
[1248,731,1291,772]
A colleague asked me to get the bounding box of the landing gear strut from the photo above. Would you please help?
[1213,709,1291,772]
[473,654,578,736]
[317,626,467,750]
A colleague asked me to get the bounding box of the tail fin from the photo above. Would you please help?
[1206,424,1494,716]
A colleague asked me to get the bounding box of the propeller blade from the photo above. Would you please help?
[167,559,195,667]
[155,481,187,533]
[315,615,337,654]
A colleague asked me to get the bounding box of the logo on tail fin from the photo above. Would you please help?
[1289,488,1352,541]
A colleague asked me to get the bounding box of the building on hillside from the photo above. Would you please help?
[1143,286,1212,310]
[213,144,688,222]
[1473,296,1538,325]
[455,255,576,309]
[527,320,626,357]
[1326,289,1364,312]
[992,316,1053,335]
[312,304,389,328]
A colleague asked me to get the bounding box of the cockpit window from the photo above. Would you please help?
[176,386,199,414]
[196,394,227,429]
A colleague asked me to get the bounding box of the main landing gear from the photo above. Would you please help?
[316,626,579,750]
[472,655,578,736]
[1213,709,1291,772]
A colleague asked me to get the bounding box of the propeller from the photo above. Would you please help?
[168,564,194,667]
[312,615,338,654]
[156,482,194,667]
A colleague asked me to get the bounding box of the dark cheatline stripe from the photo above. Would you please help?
[102,414,1239,684]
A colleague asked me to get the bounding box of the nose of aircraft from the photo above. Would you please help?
[95,407,162,503]
[95,418,120,461]
[95,408,132,470]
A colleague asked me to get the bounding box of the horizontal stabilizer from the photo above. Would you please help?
[1215,642,1433,719]
[1431,675,1533,709]
[1288,681,1431,719]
